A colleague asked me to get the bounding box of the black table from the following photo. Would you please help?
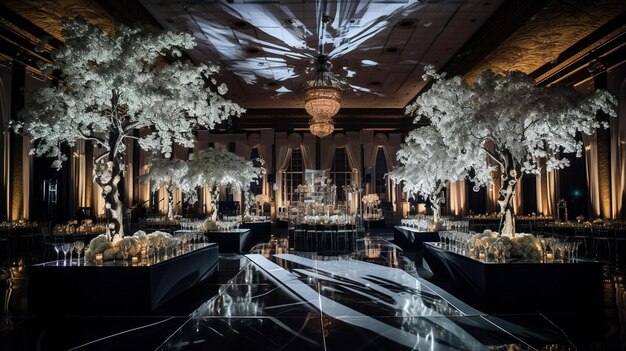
[29,243,219,315]
[393,226,439,251]
[423,242,603,319]
[240,221,272,238]
[204,229,251,253]
[364,219,385,228]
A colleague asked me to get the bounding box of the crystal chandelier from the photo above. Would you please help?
[304,55,342,138]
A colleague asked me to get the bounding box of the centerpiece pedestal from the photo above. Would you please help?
[204,228,251,253]
[423,243,603,319]
[393,225,439,251]
[29,243,219,315]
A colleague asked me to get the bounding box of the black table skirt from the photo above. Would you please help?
[423,243,603,318]
[29,243,219,315]
[393,226,439,251]
[204,229,251,253]
[240,221,272,238]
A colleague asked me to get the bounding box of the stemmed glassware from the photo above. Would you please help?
[61,243,72,264]
[73,241,85,265]
[54,243,63,262]
[120,242,129,265]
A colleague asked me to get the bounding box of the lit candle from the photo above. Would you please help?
[546,253,554,262]
[131,256,139,265]
[95,253,103,264]
[478,253,486,260]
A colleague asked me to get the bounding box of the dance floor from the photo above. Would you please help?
[0,235,623,350]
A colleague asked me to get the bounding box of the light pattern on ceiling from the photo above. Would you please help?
[140,0,502,108]
[464,0,626,82]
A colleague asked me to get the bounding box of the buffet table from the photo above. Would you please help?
[423,242,603,319]
[29,243,219,315]
[204,228,251,253]
[393,225,439,251]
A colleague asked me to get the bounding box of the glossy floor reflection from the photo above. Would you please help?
[159,239,571,350]
[1,234,626,350]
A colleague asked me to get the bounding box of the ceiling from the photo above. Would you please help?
[1,0,625,116]
[138,0,504,109]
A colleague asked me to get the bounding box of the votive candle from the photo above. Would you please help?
[95,253,103,264]
[478,252,486,260]
[131,256,139,265]
[546,253,554,262]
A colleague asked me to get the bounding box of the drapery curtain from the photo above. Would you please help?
[0,73,9,221]
[610,78,626,219]
[547,169,560,217]
[21,135,31,220]
[583,132,601,218]
[70,140,88,215]
[275,139,292,209]
[448,180,466,216]
[536,158,559,217]
[301,134,316,170]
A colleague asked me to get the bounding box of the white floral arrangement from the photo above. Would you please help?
[85,230,173,261]
[474,230,541,261]
[182,147,264,202]
[362,194,380,205]
[342,184,362,193]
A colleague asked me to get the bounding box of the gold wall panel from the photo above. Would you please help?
[2,0,117,40]
[465,0,626,82]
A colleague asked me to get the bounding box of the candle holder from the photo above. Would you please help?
[95,253,103,265]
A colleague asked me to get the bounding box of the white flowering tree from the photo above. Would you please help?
[388,125,490,224]
[408,66,616,236]
[141,157,189,220]
[183,147,264,220]
[16,19,244,239]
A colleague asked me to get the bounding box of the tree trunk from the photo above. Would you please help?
[166,182,175,220]
[496,151,521,237]
[96,155,124,240]
[429,182,446,224]
[211,188,220,221]
[96,90,126,241]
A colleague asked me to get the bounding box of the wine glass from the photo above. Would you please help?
[61,243,72,264]
[120,242,129,264]
[73,241,85,265]
[54,243,63,262]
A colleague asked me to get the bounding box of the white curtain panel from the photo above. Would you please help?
[582,132,601,218]
[610,78,626,219]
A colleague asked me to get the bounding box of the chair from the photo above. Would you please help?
[0,237,9,264]
[614,228,626,263]
[592,227,612,261]
[573,227,590,258]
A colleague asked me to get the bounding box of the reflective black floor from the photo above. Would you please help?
[1,231,626,350]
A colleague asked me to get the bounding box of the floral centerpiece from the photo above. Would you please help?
[473,230,542,262]
[85,230,174,261]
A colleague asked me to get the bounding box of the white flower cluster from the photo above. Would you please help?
[142,157,189,193]
[407,65,617,179]
[388,125,491,202]
[18,18,244,168]
[182,147,264,201]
